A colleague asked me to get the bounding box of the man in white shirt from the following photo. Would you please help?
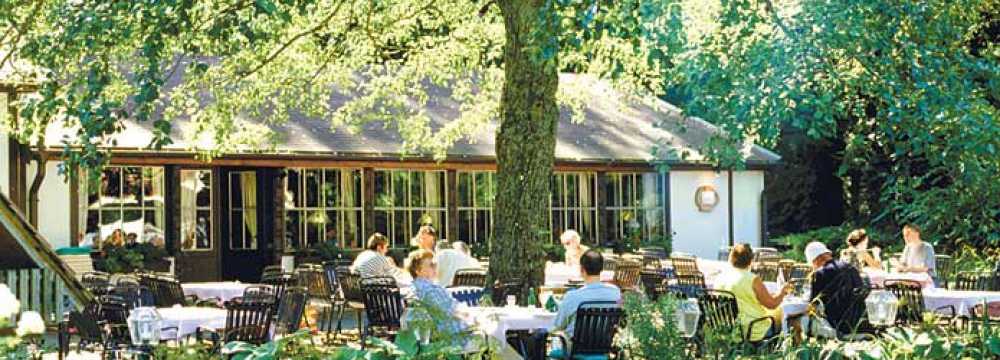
[435,241,482,286]
[352,233,408,282]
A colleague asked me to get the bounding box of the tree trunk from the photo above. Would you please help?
[490,0,559,296]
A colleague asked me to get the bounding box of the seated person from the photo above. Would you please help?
[435,241,482,287]
[405,249,467,339]
[806,242,867,335]
[551,250,622,351]
[560,230,590,268]
[352,233,408,282]
[843,229,881,270]
[714,244,793,341]
[896,224,936,279]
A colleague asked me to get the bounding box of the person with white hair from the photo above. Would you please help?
[560,230,590,267]
[435,240,481,287]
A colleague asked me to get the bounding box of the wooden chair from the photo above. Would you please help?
[754,250,781,265]
[674,271,707,297]
[670,255,700,276]
[451,268,488,288]
[241,285,277,305]
[81,271,111,295]
[885,280,955,326]
[640,269,668,300]
[751,261,779,282]
[359,278,405,348]
[547,301,625,360]
[492,279,525,306]
[261,270,296,303]
[197,301,275,351]
[613,260,642,291]
[603,254,620,272]
[274,286,309,338]
[789,264,812,281]
[953,271,993,291]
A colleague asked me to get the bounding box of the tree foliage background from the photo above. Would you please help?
[650,0,1000,251]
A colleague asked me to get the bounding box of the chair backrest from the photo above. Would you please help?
[754,250,781,264]
[157,277,188,307]
[261,265,284,279]
[670,256,700,276]
[569,301,625,356]
[674,271,706,295]
[451,268,488,287]
[935,255,954,285]
[491,279,524,305]
[603,254,620,272]
[637,247,668,259]
[789,264,812,281]
[97,295,131,341]
[296,266,332,300]
[639,270,667,300]
[274,286,309,337]
[884,280,924,325]
[614,261,642,291]
[338,270,364,303]
[242,285,277,305]
[81,271,111,295]
[109,281,144,310]
[664,285,702,300]
[321,262,343,297]
[697,290,740,332]
[954,271,992,291]
[223,300,275,344]
[751,261,779,282]
[261,271,295,301]
[360,279,405,331]
[450,287,485,307]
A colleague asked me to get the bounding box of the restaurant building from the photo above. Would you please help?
[0,75,779,281]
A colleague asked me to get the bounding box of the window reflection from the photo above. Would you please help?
[373,169,447,248]
[285,168,363,250]
[181,170,212,251]
[606,173,666,245]
[81,166,165,249]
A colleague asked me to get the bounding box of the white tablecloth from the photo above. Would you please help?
[466,306,557,360]
[182,282,256,303]
[863,269,934,288]
[923,289,1000,316]
[543,263,613,286]
[155,306,228,340]
[696,259,733,286]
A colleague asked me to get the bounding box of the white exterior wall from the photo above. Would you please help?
[26,160,72,249]
[732,171,764,247]
[669,171,730,259]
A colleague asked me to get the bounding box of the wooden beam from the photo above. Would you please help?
[0,191,92,310]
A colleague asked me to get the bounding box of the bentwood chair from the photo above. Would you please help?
[274,286,309,338]
[451,268,489,288]
[674,272,707,298]
[547,301,625,360]
[359,278,405,348]
[885,280,955,326]
[58,295,134,360]
[670,255,700,276]
[197,300,275,352]
[640,269,669,300]
[613,261,643,292]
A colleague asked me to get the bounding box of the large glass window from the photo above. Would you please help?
[229,172,258,250]
[550,172,599,244]
[606,172,666,243]
[373,170,448,247]
[456,171,495,247]
[284,168,364,249]
[83,166,166,249]
[180,169,212,251]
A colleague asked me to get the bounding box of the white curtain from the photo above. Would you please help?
[642,173,661,235]
[180,171,198,249]
[580,174,593,242]
[341,170,357,246]
[424,171,441,230]
[241,172,258,248]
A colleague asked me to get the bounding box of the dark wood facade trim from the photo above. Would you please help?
[727,170,734,246]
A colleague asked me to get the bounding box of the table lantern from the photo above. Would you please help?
[865,290,899,327]
[127,307,162,346]
[674,298,701,338]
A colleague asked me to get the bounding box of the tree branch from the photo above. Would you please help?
[0,0,44,72]
[237,0,347,79]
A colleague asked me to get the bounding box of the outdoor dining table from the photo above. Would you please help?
[922,288,1000,316]
[543,262,614,286]
[465,306,558,360]
[154,306,229,341]
[181,281,258,303]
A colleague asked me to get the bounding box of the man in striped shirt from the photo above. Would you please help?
[351,233,407,282]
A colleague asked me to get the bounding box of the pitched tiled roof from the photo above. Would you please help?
[42,73,780,165]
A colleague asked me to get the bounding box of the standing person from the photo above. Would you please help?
[560,230,590,267]
[843,229,882,270]
[714,244,794,341]
[895,224,936,279]
[352,233,408,282]
[805,242,867,335]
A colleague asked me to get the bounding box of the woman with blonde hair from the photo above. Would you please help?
[844,229,881,269]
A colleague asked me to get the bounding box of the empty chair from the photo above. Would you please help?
[953,271,993,291]
[241,285,276,305]
[58,295,132,359]
[492,279,525,306]
[640,269,668,300]
[885,280,955,326]
[603,254,620,272]
[613,260,642,291]
[81,272,111,295]
[296,265,338,336]
[788,264,812,281]
[335,270,365,335]
[935,255,954,287]
[261,270,295,302]
[751,261,779,282]
[274,286,309,338]
[451,268,488,288]
[670,255,700,276]
[674,271,707,296]
[547,301,625,360]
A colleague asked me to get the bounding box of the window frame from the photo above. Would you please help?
[180,169,213,252]
[456,171,495,246]
[605,172,667,243]
[83,165,166,249]
[284,168,365,250]
[373,169,449,248]
[550,172,600,245]
[228,171,258,251]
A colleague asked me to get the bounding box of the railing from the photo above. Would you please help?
[0,268,70,325]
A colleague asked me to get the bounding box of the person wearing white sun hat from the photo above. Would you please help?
[805,241,867,335]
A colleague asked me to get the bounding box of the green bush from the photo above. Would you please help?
[771,225,897,262]
[614,293,689,359]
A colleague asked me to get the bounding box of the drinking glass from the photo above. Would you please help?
[506,295,517,307]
